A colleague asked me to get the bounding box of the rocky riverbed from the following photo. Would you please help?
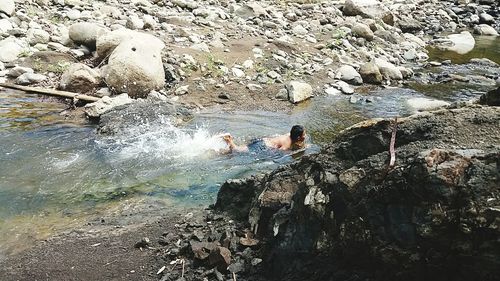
[0,0,499,280]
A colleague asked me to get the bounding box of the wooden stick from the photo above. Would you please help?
[0,83,100,103]
[389,117,398,168]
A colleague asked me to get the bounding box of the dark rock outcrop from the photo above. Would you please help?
[479,87,500,106]
[215,106,500,281]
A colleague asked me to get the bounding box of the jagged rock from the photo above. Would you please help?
[286,81,312,103]
[216,106,500,281]
[208,246,231,271]
[335,65,362,85]
[0,0,15,16]
[59,63,100,93]
[191,241,218,260]
[104,33,165,98]
[359,61,382,84]
[478,87,500,106]
[134,237,150,248]
[84,94,133,118]
[234,3,268,19]
[69,22,107,50]
[343,0,394,25]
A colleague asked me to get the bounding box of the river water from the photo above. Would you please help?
[0,36,498,258]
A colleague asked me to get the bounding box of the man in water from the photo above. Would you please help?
[222,125,306,153]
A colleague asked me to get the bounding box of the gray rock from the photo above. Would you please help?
[27,28,50,45]
[335,65,362,85]
[84,94,133,118]
[175,85,189,95]
[352,23,374,41]
[359,61,382,84]
[334,80,354,94]
[234,3,268,19]
[0,0,15,16]
[473,24,498,36]
[397,17,422,33]
[8,66,33,78]
[15,73,47,85]
[104,33,165,98]
[479,13,494,24]
[69,22,107,49]
[343,0,394,25]
[325,87,341,95]
[66,9,81,20]
[96,29,142,59]
[374,58,402,81]
[286,81,312,103]
[60,63,100,93]
[0,37,27,63]
[478,87,500,106]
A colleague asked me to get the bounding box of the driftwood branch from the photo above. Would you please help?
[0,83,100,103]
[389,117,398,168]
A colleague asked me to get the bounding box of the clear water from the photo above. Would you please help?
[1,36,497,257]
[427,35,500,64]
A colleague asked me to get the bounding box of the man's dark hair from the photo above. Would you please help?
[290,125,305,142]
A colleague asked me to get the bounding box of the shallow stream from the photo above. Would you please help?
[0,35,498,258]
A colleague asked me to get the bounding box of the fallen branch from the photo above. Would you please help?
[389,117,398,168]
[0,83,100,103]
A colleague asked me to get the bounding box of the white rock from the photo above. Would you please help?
[190,42,210,52]
[335,65,362,85]
[406,98,450,112]
[287,81,312,103]
[0,0,15,16]
[175,85,189,95]
[126,15,144,30]
[66,9,81,20]
[231,67,245,78]
[292,25,308,36]
[374,58,403,80]
[60,63,100,93]
[69,22,107,49]
[473,24,498,36]
[84,94,133,118]
[16,73,47,85]
[27,28,50,45]
[343,0,393,25]
[8,66,33,78]
[334,80,355,94]
[0,19,13,33]
[242,60,253,69]
[443,31,475,55]
[0,37,27,63]
[325,87,341,95]
[0,61,4,71]
[105,34,165,98]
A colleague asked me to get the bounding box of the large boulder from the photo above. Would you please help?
[343,0,394,25]
[68,22,107,50]
[0,0,15,16]
[84,94,133,118]
[352,22,374,41]
[96,29,146,59]
[438,31,475,55]
[104,33,165,98]
[59,63,100,93]
[216,106,500,281]
[0,37,27,63]
[26,28,50,45]
[286,81,313,103]
[473,24,499,36]
[479,87,500,106]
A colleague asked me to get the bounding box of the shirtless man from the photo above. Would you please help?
[222,125,306,153]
